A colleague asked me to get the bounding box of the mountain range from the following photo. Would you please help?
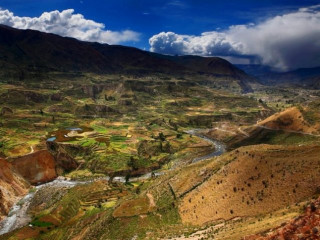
[237,64,320,88]
[2,24,320,89]
[0,24,251,81]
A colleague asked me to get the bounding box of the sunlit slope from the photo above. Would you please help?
[227,106,320,149]
[257,106,320,134]
[178,144,320,225]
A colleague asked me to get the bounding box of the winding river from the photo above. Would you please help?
[0,129,225,236]
[185,129,226,163]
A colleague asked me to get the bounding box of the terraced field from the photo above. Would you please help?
[1,74,320,240]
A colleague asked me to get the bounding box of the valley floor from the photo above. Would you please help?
[0,75,320,239]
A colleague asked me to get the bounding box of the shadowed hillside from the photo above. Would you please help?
[0,25,255,92]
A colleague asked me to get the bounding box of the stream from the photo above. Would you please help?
[0,179,79,235]
[185,129,226,163]
[0,129,225,235]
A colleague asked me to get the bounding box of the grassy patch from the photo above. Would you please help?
[31,220,53,227]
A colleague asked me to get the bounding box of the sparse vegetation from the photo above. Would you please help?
[0,40,319,240]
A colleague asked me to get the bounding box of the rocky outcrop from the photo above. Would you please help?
[47,141,80,175]
[11,150,57,185]
[0,158,29,220]
[244,195,320,240]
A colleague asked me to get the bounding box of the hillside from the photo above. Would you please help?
[0,158,29,221]
[245,196,320,240]
[257,106,320,134]
[226,106,320,149]
[178,144,320,225]
[0,89,319,240]
[237,64,320,88]
[1,23,320,240]
[0,24,253,90]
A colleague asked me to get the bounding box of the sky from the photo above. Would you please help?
[0,0,320,71]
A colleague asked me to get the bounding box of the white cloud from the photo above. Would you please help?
[149,31,242,56]
[149,5,320,70]
[0,9,140,44]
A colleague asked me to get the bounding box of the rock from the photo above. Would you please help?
[11,150,57,185]
[46,141,79,174]
[0,158,30,220]
[245,196,320,239]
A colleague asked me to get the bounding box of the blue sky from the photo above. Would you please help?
[0,0,318,49]
[0,0,320,70]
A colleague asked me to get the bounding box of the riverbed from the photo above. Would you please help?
[0,129,225,235]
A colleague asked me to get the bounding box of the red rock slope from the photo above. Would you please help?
[0,158,29,221]
[244,196,320,240]
[11,150,57,185]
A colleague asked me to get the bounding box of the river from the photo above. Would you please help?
[0,129,225,235]
[185,129,226,163]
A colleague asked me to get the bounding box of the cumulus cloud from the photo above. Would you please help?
[0,9,140,44]
[149,31,243,56]
[149,5,320,70]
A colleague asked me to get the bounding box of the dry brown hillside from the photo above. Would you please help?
[257,107,319,134]
[226,106,320,149]
[178,144,320,225]
[244,195,320,240]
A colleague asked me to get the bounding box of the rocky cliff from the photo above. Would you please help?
[0,158,29,221]
[11,150,57,185]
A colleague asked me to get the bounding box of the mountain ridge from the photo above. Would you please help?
[237,64,320,88]
[0,24,254,86]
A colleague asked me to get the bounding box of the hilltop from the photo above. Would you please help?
[226,106,320,149]
[257,106,320,134]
